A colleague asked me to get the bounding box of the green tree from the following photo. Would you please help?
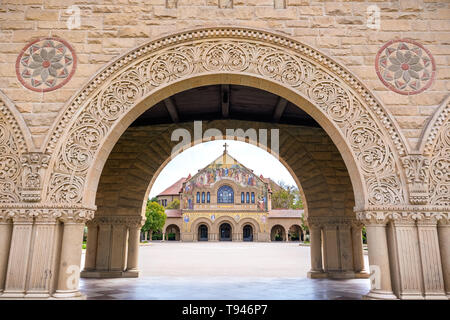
[167,199,180,209]
[142,200,166,241]
[271,181,303,209]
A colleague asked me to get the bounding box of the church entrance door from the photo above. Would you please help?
[220,223,232,241]
[198,225,208,241]
[243,225,253,241]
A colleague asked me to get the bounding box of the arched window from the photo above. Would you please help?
[217,185,234,203]
[241,192,245,203]
[207,192,210,203]
[246,192,250,203]
[196,192,200,203]
[202,192,205,203]
[251,192,255,203]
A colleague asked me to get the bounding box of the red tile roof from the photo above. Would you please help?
[157,177,186,196]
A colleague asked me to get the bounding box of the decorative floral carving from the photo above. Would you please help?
[45,29,405,207]
[401,155,430,205]
[375,39,436,95]
[16,37,77,92]
[429,122,450,206]
[20,153,50,202]
[0,120,21,203]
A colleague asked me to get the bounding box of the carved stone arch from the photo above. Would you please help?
[237,217,261,234]
[419,95,450,206]
[42,27,408,209]
[0,90,34,203]
[213,215,236,234]
[190,217,213,234]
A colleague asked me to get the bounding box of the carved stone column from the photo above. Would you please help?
[416,213,447,299]
[0,212,13,293]
[351,221,367,275]
[358,212,397,300]
[125,216,144,277]
[390,213,424,299]
[322,222,340,273]
[53,210,93,299]
[437,215,450,298]
[82,219,98,272]
[110,220,128,272]
[24,211,59,298]
[307,220,325,278]
[2,210,35,298]
[338,223,354,274]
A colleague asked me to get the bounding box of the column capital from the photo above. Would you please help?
[356,211,390,226]
[58,209,95,224]
[94,215,144,228]
[307,216,355,228]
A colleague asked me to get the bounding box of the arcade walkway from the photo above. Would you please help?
[79,243,370,300]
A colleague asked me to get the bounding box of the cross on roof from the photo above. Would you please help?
[223,142,228,153]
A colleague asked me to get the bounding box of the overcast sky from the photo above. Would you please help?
[149,140,297,198]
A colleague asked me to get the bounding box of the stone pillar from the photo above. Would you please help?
[95,220,112,271]
[322,223,340,273]
[24,212,59,298]
[351,221,366,274]
[338,223,354,273]
[391,216,424,299]
[416,215,446,299]
[83,220,98,272]
[358,212,397,299]
[2,211,34,298]
[53,210,93,299]
[437,217,450,298]
[307,223,325,278]
[125,216,144,277]
[0,213,13,293]
[110,223,128,271]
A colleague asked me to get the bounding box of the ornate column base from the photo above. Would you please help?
[80,270,139,278]
[52,290,86,300]
[363,290,398,300]
[354,271,371,279]
[307,270,327,279]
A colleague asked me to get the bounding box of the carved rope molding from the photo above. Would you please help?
[43,27,406,206]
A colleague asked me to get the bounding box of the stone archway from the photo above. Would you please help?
[42,27,407,210]
[0,27,448,300]
[271,225,286,241]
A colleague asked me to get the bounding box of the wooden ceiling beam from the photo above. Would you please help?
[164,97,180,123]
[272,97,288,122]
[221,84,230,118]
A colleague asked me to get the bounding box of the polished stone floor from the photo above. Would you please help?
[79,242,370,300]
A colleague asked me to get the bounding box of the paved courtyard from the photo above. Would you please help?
[79,242,370,300]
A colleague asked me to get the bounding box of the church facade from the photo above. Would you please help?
[157,146,305,242]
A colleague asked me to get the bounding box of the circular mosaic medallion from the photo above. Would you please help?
[375,39,436,95]
[16,37,77,92]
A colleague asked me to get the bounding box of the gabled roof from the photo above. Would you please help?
[157,177,186,196]
[184,150,266,186]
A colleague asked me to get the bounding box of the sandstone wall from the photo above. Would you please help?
[0,0,448,149]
